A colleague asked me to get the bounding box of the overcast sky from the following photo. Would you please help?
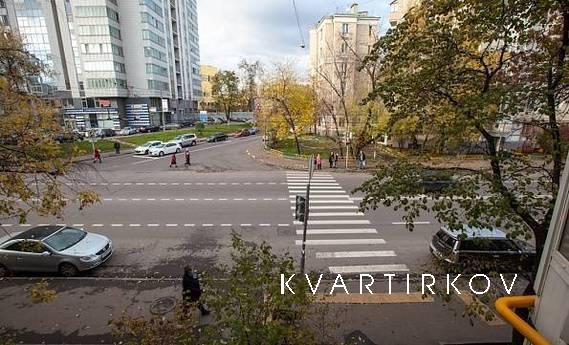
[197,0,390,74]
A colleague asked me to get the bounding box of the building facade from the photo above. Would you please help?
[309,3,379,136]
[200,64,218,112]
[1,0,202,130]
[388,0,420,27]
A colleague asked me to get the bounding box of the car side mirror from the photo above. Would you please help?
[41,251,51,256]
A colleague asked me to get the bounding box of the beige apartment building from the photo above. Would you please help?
[200,64,218,112]
[309,3,379,136]
[389,0,420,27]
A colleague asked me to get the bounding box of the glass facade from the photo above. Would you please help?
[146,63,168,76]
[142,29,165,47]
[87,78,127,89]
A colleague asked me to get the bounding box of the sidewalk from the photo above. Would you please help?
[0,278,511,344]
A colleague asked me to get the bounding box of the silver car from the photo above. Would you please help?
[0,225,113,277]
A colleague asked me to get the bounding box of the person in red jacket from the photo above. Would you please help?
[93,148,102,163]
[170,152,177,168]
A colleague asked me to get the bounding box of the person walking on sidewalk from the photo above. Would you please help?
[170,152,178,168]
[358,150,366,170]
[93,148,102,163]
[184,148,191,167]
[182,266,209,316]
[334,152,339,168]
[113,141,120,154]
[328,151,334,168]
[316,153,322,170]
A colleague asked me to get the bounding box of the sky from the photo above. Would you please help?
[197,0,390,74]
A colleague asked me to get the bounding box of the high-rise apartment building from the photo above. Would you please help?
[1,0,202,130]
[200,64,218,112]
[309,3,379,134]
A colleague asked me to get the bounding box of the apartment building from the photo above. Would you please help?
[200,64,218,112]
[1,0,202,130]
[388,0,420,27]
[309,3,379,135]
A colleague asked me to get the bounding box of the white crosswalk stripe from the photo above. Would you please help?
[286,172,409,275]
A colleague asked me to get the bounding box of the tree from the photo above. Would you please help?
[0,29,98,227]
[238,59,263,112]
[356,1,568,339]
[260,63,316,155]
[211,70,240,122]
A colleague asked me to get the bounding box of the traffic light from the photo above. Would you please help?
[295,195,306,222]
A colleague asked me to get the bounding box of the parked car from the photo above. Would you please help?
[134,141,163,155]
[0,225,113,277]
[95,128,116,138]
[180,120,196,128]
[207,132,228,142]
[248,127,258,135]
[118,127,138,136]
[235,129,251,138]
[149,142,182,156]
[138,125,160,133]
[429,226,536,272]
[55,129,84,143]
[172,133,197,147]
[419,170,455,193]
[214,118,227,124]
[161,123,181,130]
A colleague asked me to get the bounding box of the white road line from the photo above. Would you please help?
[294,220,371,225]
[207,183,215,185]
[231,183,239,185]
[118,198,127,201]
[288,190,345,193]
[136,183,145,185]
[19,224,31,227]
[289,195,350,199]
[112,183,120,186]
[202,224,213,227]
[129,224,141,227]
[166,224,178,227]
[103,198,113,201]
[263,198,272,201]
[124,183,132,186]
[240,223,252,226]
[72,224,84,227]
[256,182,265,185]
[175,198,185,201]
[277,198,287,201]
[290,200,355,204]
[37,223,49,226]
[190,198,199,201]
[259,224,271,227]
[111,224,123,227]
[2,224,13,227]
[219,183,227,185]
[132,198,141,201]
[161,198,171,201]
[329,264,409,274]
[243,182,252,185]
[220,224,232,227]
[290,205,359,210]
[351,197,364,201]
[309,212,365,217]
[159,183,167,186]
[204,198,213,201]
[287,183,339,186]
[148,183,156,185]
[392,221,431,225]
[92,224,104,227]
[295,239,385,245]
[172,183,179,185]
[148,224,159,227]
[296,229,377,235]
[184,183,191,185]
[184,224,195,227]
[234,198,243,201]
[219,198,228,201]
[316,251,396,258]
[248,198,257,201]
[147,198,156,201]
[278,224,290,226]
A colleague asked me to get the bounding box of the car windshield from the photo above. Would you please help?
[154,144,165,148]
[43,227,87,251]
[142,142,153,147]
[174,135,183,140]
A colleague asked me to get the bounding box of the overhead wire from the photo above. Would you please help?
[292,0,306,48]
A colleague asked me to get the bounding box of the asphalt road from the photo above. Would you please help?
[2,135,443,278]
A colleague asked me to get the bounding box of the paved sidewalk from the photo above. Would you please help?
[0,278,511,344]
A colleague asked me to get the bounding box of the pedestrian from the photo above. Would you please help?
[184,148,191,167]
[182,266,209,316]
[170,152,178,168]
[358,150,366,170]
[313,155,317,168]
[113,141,120,154]
[93,148,102,163]
[328,151,334,168]
[334,152,339,168]
[316,153,322,170]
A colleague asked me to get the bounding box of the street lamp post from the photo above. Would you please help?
[300,155,314,275]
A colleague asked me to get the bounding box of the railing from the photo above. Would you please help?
[494,295,551,345]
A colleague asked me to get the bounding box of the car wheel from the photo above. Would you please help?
[159,151,164,157]
[0,264,8,277]
[176,148,181,153]
[145,150,149,155]
[59,263,79,277]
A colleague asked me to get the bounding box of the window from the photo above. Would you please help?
[75,6,106,17]
[146,63,168,76]
[78,25,108,36]
[141,12,164,31]
[342,23,349,34]
[0,0,5,8]
[111,44,124,56]
[142,30,165,47]
[559,210,569,260]
[369,25,373,36]
[109,25,121,39]
[86,78,127,89]
[147,79,169,90]
[139,0,163,17]
[0,15,7,26]
[390,1,399,13]
[341,42,347,53]
[144,46,167,62]
[107,8,119,22]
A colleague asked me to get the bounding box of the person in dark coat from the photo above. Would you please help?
[184,148,191,166]
[182,266,209,316]
[328,151,334,168]
[113,141,120,154]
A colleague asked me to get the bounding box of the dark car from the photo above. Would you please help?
[55,129,84,143]
[180,120,196,128]
[235,129,251,138]
[420,170,454,193]
[429,226,536,272]
[138,125,160,133]
[95,128,116,138]
[207,132,228,142]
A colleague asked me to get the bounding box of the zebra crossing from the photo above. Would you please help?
[286,171,409,275]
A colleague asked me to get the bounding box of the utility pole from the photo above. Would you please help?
[300,155,314,275]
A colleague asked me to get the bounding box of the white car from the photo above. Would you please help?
[171,133,197,147]
[118,127,137,136]
[149,142,182,156]
[134,141,163,155]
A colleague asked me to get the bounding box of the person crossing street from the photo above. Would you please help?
[184,148,191,167]
[170,152,178,168]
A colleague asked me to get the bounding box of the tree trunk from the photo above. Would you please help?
[293,133,301,155]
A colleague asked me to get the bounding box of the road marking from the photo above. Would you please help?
[2,224,13,227]
[202,224,213,227]
[288,190,345,193]
[329,264,409,274]
[103,198,113,201]
[92,224,104,227]
[172,183,179,185]
[278,198,287,201]
[148,224,159,227]
[118,198,127,201]
[190,198,199,201]
[207,183,215,185]
[184,183,192,185]
[175,198,185,201]
[259,224,271,226]
[297,229,377,235]
[287,183,339,186]
[111,224,123,227]
[112,183,120,186]
[290,200,355,204]
[148,183,156,185]
[147,198,156,201]
[295,239,385,245]
[244,182,252,185]
[19,224,31,227]
[220,224,232,227]
[256,182,265,185]
[132,198,141,201]
[72,224,84,227]
[278,223,290,226]
[316,251,396,258]
[315,292,432,304]
[124,183,132,186]
[159,183,167,186]
[204,198,213,201]
[161,198,171,201]
[240,223,252,226]
[290,205,358,210]
[219,198,228,201]
[309,212,365,217]
[289,195,350,199]
[234,198,243,201]
[184,224,195,227]
[298,220,370,225]
[166,224,178,227]
[129,224,141,227]
[248,198,257,201]
[263,198,272,201]
[392,221,431,225]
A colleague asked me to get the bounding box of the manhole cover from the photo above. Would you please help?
[150,297,177,315]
